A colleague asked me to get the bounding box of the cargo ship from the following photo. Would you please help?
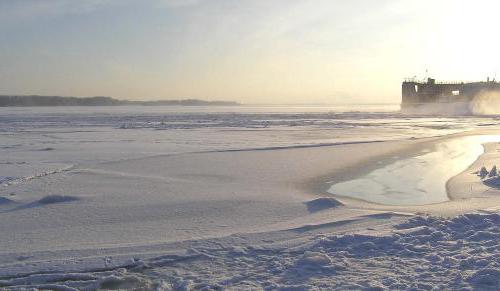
[401,77,500,108]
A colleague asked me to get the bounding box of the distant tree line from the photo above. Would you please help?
[0,95,240,107]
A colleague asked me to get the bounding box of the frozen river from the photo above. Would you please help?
[0,104,492,182]
[1,105,500,290]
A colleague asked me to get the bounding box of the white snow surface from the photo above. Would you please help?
[1,106,500,290]
[0,212,498,290]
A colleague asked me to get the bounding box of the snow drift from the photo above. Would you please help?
[0,212,498,290]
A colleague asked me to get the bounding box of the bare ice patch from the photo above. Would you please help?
[328,135,500,205]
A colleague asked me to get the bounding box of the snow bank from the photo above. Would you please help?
[1,212,498,290]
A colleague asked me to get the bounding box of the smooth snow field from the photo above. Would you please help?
[1,105,500,290]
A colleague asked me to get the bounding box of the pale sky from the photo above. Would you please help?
[1,0,500,104]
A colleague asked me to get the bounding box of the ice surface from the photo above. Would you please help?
[328,135,500,205]
[0,106,491,185]
[1,106,500,289]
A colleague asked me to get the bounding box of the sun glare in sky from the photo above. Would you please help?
[1,0,500,104]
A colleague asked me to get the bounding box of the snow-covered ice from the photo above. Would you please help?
[0,212,498,290]
[1,105,500,289]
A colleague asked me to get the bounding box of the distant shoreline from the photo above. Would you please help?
[0,95,240,107]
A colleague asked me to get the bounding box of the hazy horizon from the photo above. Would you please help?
[2,0,500,104]
[0,93,401,106]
